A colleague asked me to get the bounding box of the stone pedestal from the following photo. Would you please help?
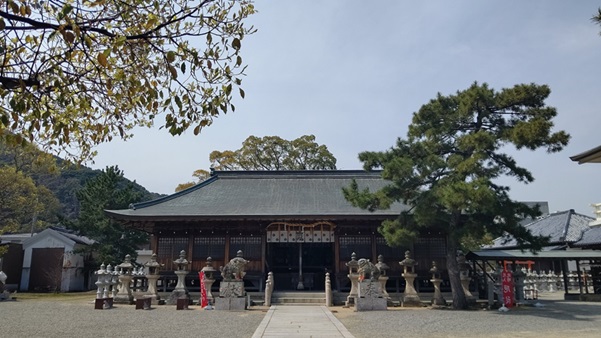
[430,278,446,306]
[168,251,191,305]
[215,281,246,311]
[378,276,390,299]
[114,274,134,304]
[346,273,359,306]
[145,274,161,304]
[345,252,360,307]
[402,272,421,305]
[355,280,386,311]
[168,270,190,305]
[460,276,476,302]
[203,277,215,303]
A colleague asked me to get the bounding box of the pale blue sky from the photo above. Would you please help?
[92,1,601,216]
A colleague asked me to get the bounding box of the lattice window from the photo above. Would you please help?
[375,237,407,260]
[229,236,262,260]
[193,237,226,260]
[157,237,188,261]
[413,237,446,258]
[339,236,371,259]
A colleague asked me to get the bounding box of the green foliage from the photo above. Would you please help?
[0,0,256,161]
[67,166,149,265]
[0,139,62,233]
[344,82,570,308]
[211,135,338,170]
[177,135,337,190]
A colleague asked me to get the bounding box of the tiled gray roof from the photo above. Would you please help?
[574,226,601,247]
[489,209,594,248]
[106,170,408,220]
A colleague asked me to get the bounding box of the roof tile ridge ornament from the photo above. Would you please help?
[561,209,574,241]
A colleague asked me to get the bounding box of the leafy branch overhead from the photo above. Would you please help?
[0,0,256,161]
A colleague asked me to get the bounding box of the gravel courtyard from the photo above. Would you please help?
[1,292,601,338]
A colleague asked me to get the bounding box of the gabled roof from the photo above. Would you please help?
[21,227,94,248]
[106,170,408,221]
[489,209,594,249]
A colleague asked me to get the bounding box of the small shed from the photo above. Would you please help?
[20,227,94,292]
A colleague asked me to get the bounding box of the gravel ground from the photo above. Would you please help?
[0,294,266,338]
[333,295,601,338]
[1,293,601,338]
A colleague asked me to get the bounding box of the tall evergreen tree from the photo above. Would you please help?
[344,82,570,309]
[69,166,148,265]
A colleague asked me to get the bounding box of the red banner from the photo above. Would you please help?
[501,270,514,308]
[199,271,208,308]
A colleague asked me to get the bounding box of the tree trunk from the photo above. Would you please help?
[446,234,468,309]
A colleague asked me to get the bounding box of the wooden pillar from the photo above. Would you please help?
[562,259,569,295]
[261,232,266,274]
[576,260,583,295]
[334,233,340,274]
[224,233,231,263]
[187,232,194,261]
[150,233,159,254]
[371,231,377,262]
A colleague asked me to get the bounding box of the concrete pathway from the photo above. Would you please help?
[252,305,355,338]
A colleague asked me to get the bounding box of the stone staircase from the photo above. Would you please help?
[270,291,327,305]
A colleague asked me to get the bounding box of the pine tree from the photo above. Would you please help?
[69,166,148,265]
[344,82,570,309]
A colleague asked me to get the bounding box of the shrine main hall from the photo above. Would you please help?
[106,170,449,292]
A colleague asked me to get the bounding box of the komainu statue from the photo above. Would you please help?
[220,250,249,281]
[357,258,380,281]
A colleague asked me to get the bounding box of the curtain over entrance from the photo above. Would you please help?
[266,222,336,291]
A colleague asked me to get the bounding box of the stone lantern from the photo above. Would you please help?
[114,255,134,304]
[107,264,119,298]
[345,252,360,306]
[399,250,421,305]
[201,257,217,304]
[375,255,390,299]
[430,261,446,306]
[168,250,190,305]
[144,253,164,304]
[457,251,475,301]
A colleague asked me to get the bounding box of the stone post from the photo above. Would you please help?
[399,250,421,306]
[168,250,190,305]
[457,252,475,302]
[375,255,390,300]
[201,256,217,304]
[144,253,164,305]
[345,252,360,307]
[114,255,134,304]
[265,271,274,307]
[325,272,332,307]
[430,261,446,306]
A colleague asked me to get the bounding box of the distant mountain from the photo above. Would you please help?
[44,158,164,219]
[0,148,163,221]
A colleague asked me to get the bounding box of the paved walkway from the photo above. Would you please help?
[252,305,355,338]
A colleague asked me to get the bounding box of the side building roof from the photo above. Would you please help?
[106,170,409,221]
[488,209,594,249]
